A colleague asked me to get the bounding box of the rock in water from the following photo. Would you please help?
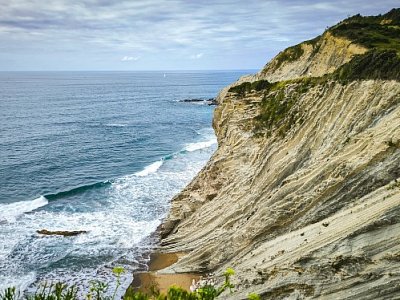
[37,229,87,236]
[178,98,217,105]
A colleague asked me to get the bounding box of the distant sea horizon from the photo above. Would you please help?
[0,69,258,73]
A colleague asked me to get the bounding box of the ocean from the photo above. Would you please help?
[0,70,252,294]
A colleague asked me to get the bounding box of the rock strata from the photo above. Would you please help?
[159,9,400,299]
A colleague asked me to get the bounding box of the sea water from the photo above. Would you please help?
[0,71,252,293]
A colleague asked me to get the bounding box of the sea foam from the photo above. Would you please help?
[134,160,164,177]
[0,196,48,223]
[184,137,217,152]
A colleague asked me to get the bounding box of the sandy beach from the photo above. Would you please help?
[129,252,201,294]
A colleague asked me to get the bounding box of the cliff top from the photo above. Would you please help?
[330,8,400,53]
[253,8,400,83]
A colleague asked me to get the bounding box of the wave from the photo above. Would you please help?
[0,182,110,222]
[184,138,217,152]
[105,123,128,127]
[134,161,163,177]
[0,196,48,222]
[134,129,216,177]
[0,272,36,293]
[44,181,111,201]
[0,128,217,291]
[0,129,216,222]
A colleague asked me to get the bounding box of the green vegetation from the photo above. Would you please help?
[263,35,322,73]
[1,268,260,300]
[263,9,400,74]
[386,180,400,191]
[228,80,271,96]
[274,44,304,70]
[247,293,261,300]
[229,47,400,136]
[330,8,400,53]
[253,80,309,137]
[227,11,400,137]
[332,49,400,82]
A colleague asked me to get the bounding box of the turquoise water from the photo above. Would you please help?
[0,71,252,293]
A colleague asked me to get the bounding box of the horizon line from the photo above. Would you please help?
[0,68,260,72]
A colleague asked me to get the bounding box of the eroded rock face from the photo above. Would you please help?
[259,32,367,82]
[159,12,400,300]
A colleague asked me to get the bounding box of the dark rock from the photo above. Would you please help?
[37,229,87,236]
[206,193,218,201]
[207,98,218,106]
[180,98,205,102]
[178,98,218,106]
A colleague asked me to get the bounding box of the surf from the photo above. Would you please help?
[0,196,48,222]
[44,181,111,201]
[134,161,163,177]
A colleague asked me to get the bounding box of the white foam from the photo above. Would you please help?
[184,138,217,152]
[105,123,127,127]
[0,127,217,293]
[0,272,36,293]
[134,160,163,177]
[0,196,48,223]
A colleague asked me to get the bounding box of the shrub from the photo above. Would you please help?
[228,80,271,96]
[274,44,305,70]
[332,50,400,81]
[330,9,400,53]
[1,268,237,300]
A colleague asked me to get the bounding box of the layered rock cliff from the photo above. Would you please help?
[159,9,400,299]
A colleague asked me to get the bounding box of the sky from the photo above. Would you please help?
[0,0,399,71]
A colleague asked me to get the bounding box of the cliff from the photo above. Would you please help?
[159,9,400,299]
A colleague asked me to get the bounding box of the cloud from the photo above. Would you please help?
[0,0,399,70]
[190,53,203,59]
[121,56,139,61]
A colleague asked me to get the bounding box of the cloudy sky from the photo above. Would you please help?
[0,0,398,71]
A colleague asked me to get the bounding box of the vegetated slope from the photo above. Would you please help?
[159,9,400,299]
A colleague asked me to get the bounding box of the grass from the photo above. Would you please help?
[386,180,400,191]
[1,268,260,300]
[274,44,304,70]
[330,8,400,54]
[228,26,400,137]
[331,49,400,82]
[228,80,271,96]
[271,36,322,71]
[253,80,311,137]
[260,9,400,74]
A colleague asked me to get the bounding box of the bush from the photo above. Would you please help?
[273,44,305,70]
[228,80,271,96]
[1,268,244,300]
[330,9,400,53]
[332,49,400,81]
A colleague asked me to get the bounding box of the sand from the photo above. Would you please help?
[129,252,201,295]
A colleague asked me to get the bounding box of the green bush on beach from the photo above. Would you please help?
[1,268,260,300]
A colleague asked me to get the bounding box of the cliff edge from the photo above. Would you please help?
[159,9,400,299]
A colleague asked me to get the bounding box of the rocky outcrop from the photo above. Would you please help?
[158,10,400,299]
[37,229,87,236]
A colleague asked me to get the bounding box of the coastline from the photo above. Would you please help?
[128,252,201,295]
[127,10,400,298]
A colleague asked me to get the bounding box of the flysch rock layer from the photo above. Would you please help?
[157,20,400,300]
